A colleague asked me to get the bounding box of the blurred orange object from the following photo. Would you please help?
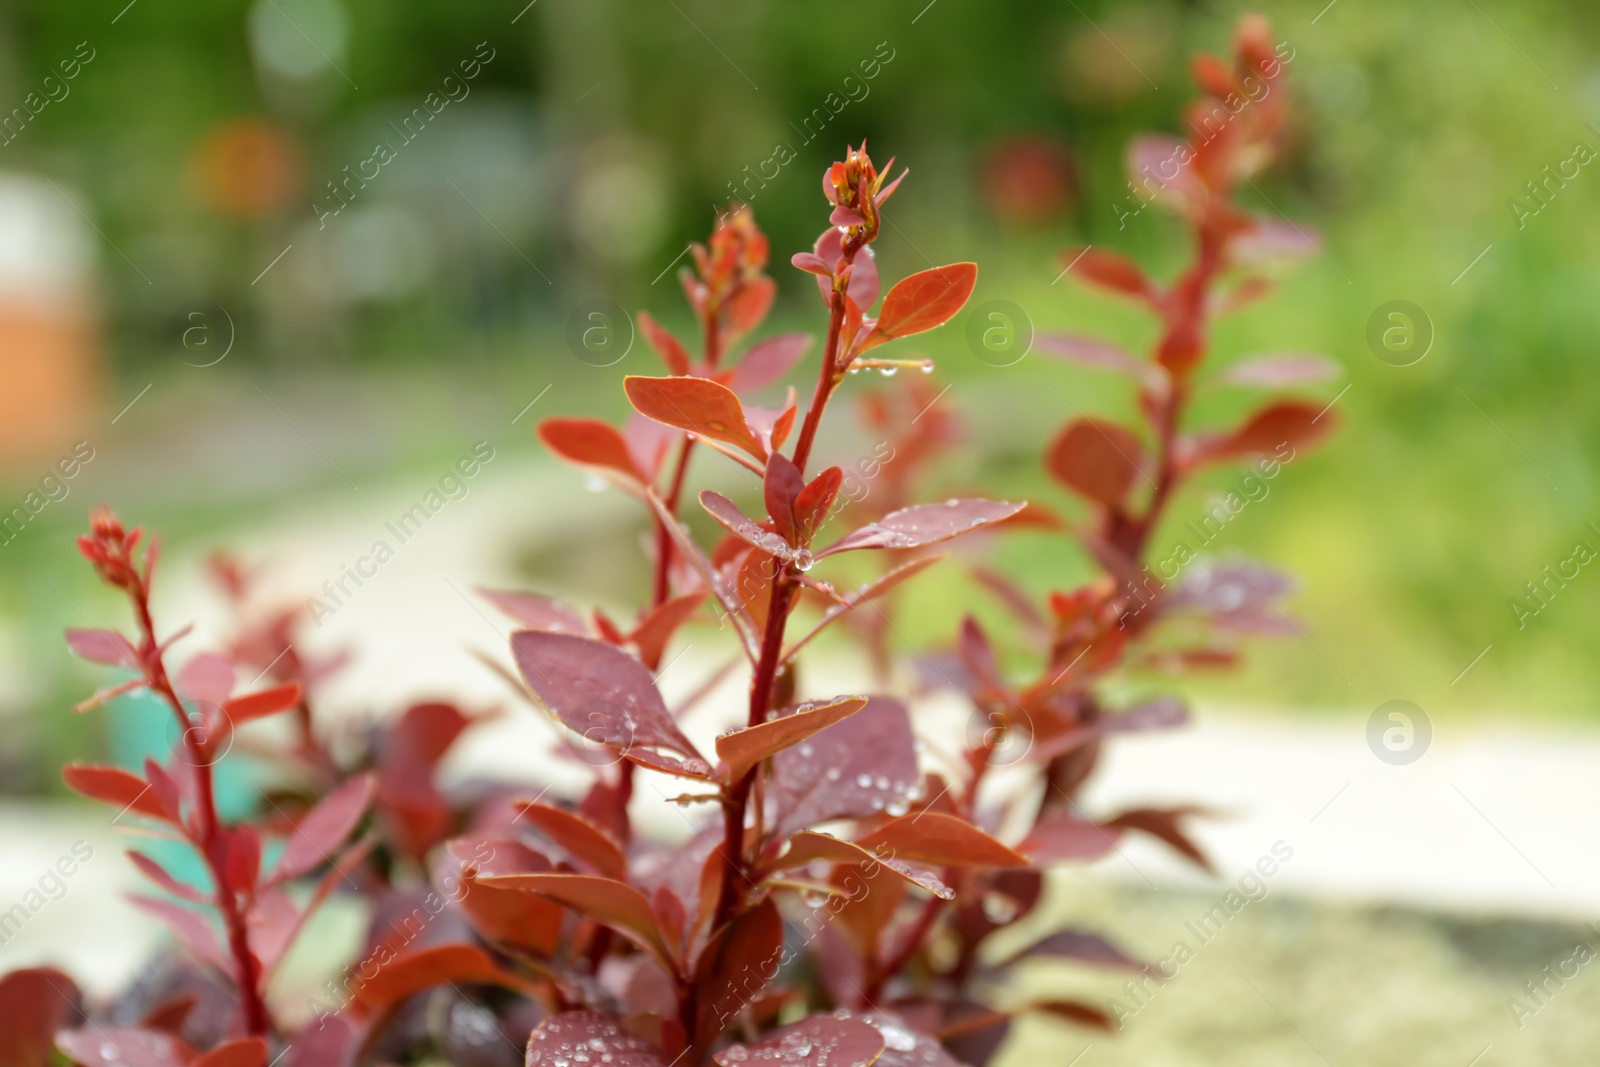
[190,118,304,219]
[978,134,1076,226]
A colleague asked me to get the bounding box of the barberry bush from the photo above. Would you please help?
[0,14,1335,1067]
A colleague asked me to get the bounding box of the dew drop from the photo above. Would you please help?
[583,475,608,494]
[856,773,873,788]
[879,366,898,377]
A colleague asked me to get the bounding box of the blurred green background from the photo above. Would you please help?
[2,0,1598,794]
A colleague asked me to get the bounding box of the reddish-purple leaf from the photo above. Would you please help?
[62,764,167,822]
[527,1013,670,1067]
[856,263,978,355]
[432,837,564,956]
[1201,400,1335,462]
[624,376,766,460]
[857,1012,964,1067]
[813,230,881,309]
[1034,333,1159,386]
[513,800,627,880]
[857,812,1029,868]
[1126,135,1205,212]
[192,1038,269,1067]
[126,895,232,977]
[269,773,375,884]
[221,683,301,728]
[0,968,80,1067]
[1060,246,1155,302]
[479,588,588,635]
[784,555,946,661]
[771,831,950,897]
[700,491,804,564]
[763,453,805,542]
[56,1028,196,1067]
[727,334,812,394]
[629,590,706,668]
[512,631,706,768]
[713,1014,886,1067]
[1030,1000,1116,1031]
[1004,927,1144,971]
[175,653,235,706]
[716,695,867,783]
[1045,418,1145,508]
[770,697,918,834]
[793,466,844,545]
[539,417,647,485]
[351,943,539,1013]
[479,872,673,969]
[1100,696,1188,733]
[821,499,1025,556]
[127,851,207,904]
[1017,815,1124,865]
[1104,807,1213,872]
[637,311,692,375]
[694,897,783,1043]
[1221,353,1341,388]
[65,628,138,668]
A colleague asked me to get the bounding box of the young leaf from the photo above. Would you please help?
[712,1014,886,1067]
[513,800,627,880]
[820,499,1025,556]
[637,311,692,375]
[624,376,767,460]
[855,263,978,356]
[1045,418,1145,509]
[511,631,705,766]
[700,491,805,564]
[65,628,138,668]
[1034,333,1160,387]
[62,764,167,822]
[527,1013,669,1067]
[763,453,805,543]
[269,773,375,884]
[855,812,1029,868]
[727,334,812,395]
[716,696,867,783]
[793,466,844,545]
[480,872,674,970]
[539,418,647,485]
[769,697,918,834]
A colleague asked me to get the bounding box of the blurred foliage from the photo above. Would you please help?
[2,0,1600,792]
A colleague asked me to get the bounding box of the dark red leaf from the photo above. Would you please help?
[0,968,80,1067]
[1045,418,1146,509]
[624,376,766,460]
[270,773,375,883]
[1029,999,1116,1031]
[221,683,300,728]
[716,695,867,783]
[479,872,674,970]
[511,631,706,768]
[527,1013,669,1067]
[1203,400,1334,462]
[1061,246,1155,302]
[62,764,167,822]
[857,1012,965,1067]
[713,1014,886,1067]
[694,898,783,1044]
[821,499,1025,556]
[432,837,564,956]
[1104,807,1214,871]
[727,334,812,395]
[763,453,805,543]
[700,490,804,565]
[479,588,588,635]
[539,418,646,485]
[856,812,1029,868]
[770,697,918,835]
[56,1028,196,1067]
[1017,815,1124,865]
[630,590,707,668]
[792,467,844,545]
[856,263,978,356]
[771,831,950,898]
[637,311,692,375]
[1003,927,1144,970]
[351,943,539,1013]
[192,1038,269,1067]
[513,800,627,879]
[65,628,138,668]
[1100,696,1188,733]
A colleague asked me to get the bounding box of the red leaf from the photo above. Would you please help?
[539,418,646,485]
[192,1038,268,1067]
[1221,353,1341,388]
[763,453,805,543]
[1104,807,1213,871]
[713,1015,886,1067]
[512,631,706,767]
[1016,815,1124,864]
[1003,927,1144,971]
[513,800,627,879]
[856,263,978,356]
[821,499,1025,556]
[716,695,867,783]
[432,837,564,956]
[221,826,261,892]
[125,895,232,977]
[351,943,538,1013]
[479,588,588,635]
[792,467,844,545]
[813,230,881,309]
[724,276,776,336]
[56,1028,196,1067]
[700,491,805,564]
[479,872,674,969]
[770,697,918,834]
[65,628,138,668]
[175,653,235,706]
[624,376,766,460]
[771,831,950,898]
[0,968,80,1067]
[62,764,167,822]
[221,683,301,728]
[1034,333,1159,386]
[1045,418,1145,508]
[1061,246,1155,302]
[694,898,783,1044]
[727,334,812,394]
[784,557,945,659]
[637,311,692,375]
[270,774,375,884]
[1029,1000,1116,1031]
[858,1011,964,1067]
[629,590,707,669]
[856,812,1029,868]
[527,1013,669,1067]
[1203,400,1334,462]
